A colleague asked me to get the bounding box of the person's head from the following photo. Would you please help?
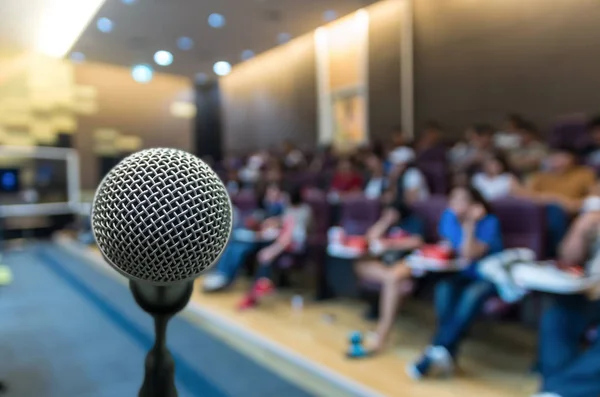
[336,157,354,174]
[547,147,578,173]
[391,126,405,147]
[287,186,304,207]
[516,120,538,144]
[227,168,239,181]
[469,123,495,149]
[506,114,526,133]
[448,185,492,220]
[265,163,283,183]
[365,154,383,175]
[588,116,600,145]
[483,152,510,177]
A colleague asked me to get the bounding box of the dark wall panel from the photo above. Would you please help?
[414,0,600,138]
[220,35,317,154]
[195,81,224,162]
[368,0,403,143]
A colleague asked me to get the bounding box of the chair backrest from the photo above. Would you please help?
[416,162,449,195]
[230,189,257,213]
[549,118,590,152]
[339,196,381,235]
[411,196,448,242]
[303,190,330,237]
[491,197,546,259]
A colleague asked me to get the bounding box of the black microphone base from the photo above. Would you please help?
[130,281,194,397]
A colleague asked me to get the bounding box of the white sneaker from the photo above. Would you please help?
[203,273,228,292]
[429,346,454,377]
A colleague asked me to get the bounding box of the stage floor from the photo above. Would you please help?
[68,239,538,397]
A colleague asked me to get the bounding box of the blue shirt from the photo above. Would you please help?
[438,209,503,278]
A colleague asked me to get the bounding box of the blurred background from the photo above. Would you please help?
[1,0,600,396]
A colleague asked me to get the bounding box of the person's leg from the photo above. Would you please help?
[540,298,600,397]
[372,262,413,351]
[204,241,259,291]
[432,279,497,356]
[545,204,570,258]
[538,295,590,381]
[433,274,470,333]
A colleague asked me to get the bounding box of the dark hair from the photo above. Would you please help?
[551,145,578,158]
[518,119,537,134]
[507,113,526,126]
[425,121,442,131]
[486,151,511,174]
[287,186,303,206]
[472,123,495,136]
[588,116,600,130]
[454,185,493,215]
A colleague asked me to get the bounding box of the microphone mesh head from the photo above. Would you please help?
[91,148,232,284]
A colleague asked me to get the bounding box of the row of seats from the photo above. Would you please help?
[230,189,547,303]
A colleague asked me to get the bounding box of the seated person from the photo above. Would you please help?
[387,147,430,205]
[351,198,426,354]
[494,113,526,150]
[407,186,503,379]
[363,154,388,199]
[471,152,517,201]
[449,123,496,176]
[415,121,446,160]
[202,183,286,292]
[507,119,548,177]
[238,187,313,309]
[330,158,364,196]
[513,147,596,256]
[224,168,242,195]
[534,209,600,397]
[581,115,600,167]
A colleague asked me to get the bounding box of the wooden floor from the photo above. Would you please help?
[191,279,538,397]
[77,240,537,397]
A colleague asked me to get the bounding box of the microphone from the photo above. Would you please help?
[91,148,232,397]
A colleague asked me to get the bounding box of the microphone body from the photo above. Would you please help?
[91,148,232,397]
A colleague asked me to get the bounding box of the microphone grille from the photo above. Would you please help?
[91,148,232,284]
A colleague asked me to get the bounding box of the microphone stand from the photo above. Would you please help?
[130,281,194,397]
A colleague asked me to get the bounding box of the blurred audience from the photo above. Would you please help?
[582,115,600,167]
[471,152,517,201]
[388,147,430,204]
[495,114,526,150]
[507,120,548,176]
[450,123,495,177]
[330,158,364,195]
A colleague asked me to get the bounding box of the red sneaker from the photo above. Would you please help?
[253,278,275,298]
[237,294,257,311]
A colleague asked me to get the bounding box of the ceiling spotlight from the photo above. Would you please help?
[241,50,255,61]
[132,64,153,83]
[70,52,86,63]
[97,17,113,33]
[277,32,291,44]
[154,50,173,66]
[177,37,194,51]
[213,61,231,76]
[208,13,225,28]
[121,0,136,4]
[323,10,338,22]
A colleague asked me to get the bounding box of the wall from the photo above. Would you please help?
[414,0,600,137]
[0,51,193,191]
[220,35,317,154]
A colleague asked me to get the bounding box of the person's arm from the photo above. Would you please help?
[559,211,600,264]
[459,206,492,261]
[365,208,398,241]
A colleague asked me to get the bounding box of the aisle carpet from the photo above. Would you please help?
[0,243,315,397]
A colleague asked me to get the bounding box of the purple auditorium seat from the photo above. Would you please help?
[491,197,546,259]
[416,145,447,164]
[230,189,257,213]
[339,196,381,235]
[417,162,450,195]
[549,118,590,151]
[411,196,448,243]
[287,171,319,189]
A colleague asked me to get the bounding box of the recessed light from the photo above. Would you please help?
[323,10,337,22]
[213,61,231,76]
[154,50,173,66]
[208,13,225,28]
[241,50,255,61]
[131,64,153,83]
[97,18,113,33]
[70,52,86,63]
[277,32,291,44]
[177,37,194,51]
[121,0,136,4]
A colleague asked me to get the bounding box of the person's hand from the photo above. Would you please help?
[574,211,600,234]
[466,204,486,223]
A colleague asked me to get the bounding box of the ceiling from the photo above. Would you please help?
[69,0,376,81]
